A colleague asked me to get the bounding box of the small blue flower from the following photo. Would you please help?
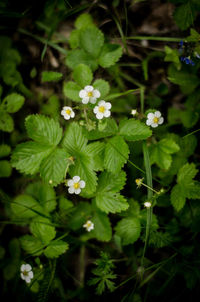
[179,40,184,47]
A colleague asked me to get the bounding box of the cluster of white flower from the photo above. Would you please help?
[20,264,34,283]
[67,176,85,195]
[79,85,100,104]
[146,111,164,128]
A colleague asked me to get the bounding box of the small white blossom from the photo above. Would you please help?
[61,106,75,120]
[83,220,94,232]
[131,109,137,116]
[20,264,34,283]
[79,85,100,104]
[146,111,164,128]
[67,176,85,194]
[144,201,152,208]
[93,100,111,120]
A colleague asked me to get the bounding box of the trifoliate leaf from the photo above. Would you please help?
[80,26,104,58]
[40,148,70,186]
[11,142,53,175]
[98,44,123,68]
[115,217,141,245]
[92,210,112,242]
[0,111,14,132]
[30,217,56,244]
[20,235,43,256]
[177,163,198,185]
[44,240,69,258]
[0,160,12,177]
[75,13,94,29]
[25,182,56,213]
[171,184,186,211]
[93,79,110,98]
[104,136,129,173]
[65,49,98,71]
[119,119,152,141]
[41,71,63,82]
[0,144,11,158]
[2,93,25,113]
[25,114,62,146]
[73,64,93,87]
[63,81,81,102]
[11,194,43,219]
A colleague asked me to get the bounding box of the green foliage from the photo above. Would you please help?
[44,240,69,258]
[119,119,152,141]
[41,71,63,82]
[115,217,141,245]
[72,64,93,87]
[173,2,198,30]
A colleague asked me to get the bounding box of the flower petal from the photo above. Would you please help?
[105,102,111,109]
[25,264,32,272]
[158,117,164,124]
[82,97,89,104]
[73,176,80,182]
[79,90,87,98]
[98,100,105,106]
[70,111,75,118]
[28,271,34,279]
[79,180,85,188]
[21,273,25,280]
[85,85,93,92]
[151,123,158,128]
[63,115,71,120]
[25,277,31,283]
[21,264,26,272]
[74,188,81,194]
[104,110,111,117]
[96,112,104,119]
[89,97,97,104]
[147,113,154,119]
[67,179,74,187]
[154,111,161,118]
[146,119,152,126]
[68,187,75,194]
[93,106,99,114]
[93,89,100,98]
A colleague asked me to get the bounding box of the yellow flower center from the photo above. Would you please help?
[153,117,159,123]
[98,106,105,113]
[23,271,28,276]
[87,91,93,97]
[86,222,91,227]
[65,109,71,115]
[73,182,80,189]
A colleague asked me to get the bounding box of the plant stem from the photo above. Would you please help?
[79,245,86,287]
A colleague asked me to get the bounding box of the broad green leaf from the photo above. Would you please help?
[80,26,104,58]
[44,240,69,258]
[86,141,105,171]
[99,44,123,68]
[0,160,12,177]
[92,210,112,242]
[164,46,181,70]
[150,145,172,170]
[73,64,93,87]
[171,184,186,211]
[65,49,98,71]
[104,136,129,173]
[68,202,92,230]
[75,13,94,29]
[0,144,11,158]
[173,3,195,30]
[186,28,200,42]
[41,71,62,82]
[25,182,56,213]
[69,29,80,49]
[93,79,110,98]
[119,119,152,141]
[97,170,126,193]
[180,110,199,128]
[85,118,118,140]
[62,122,88,155]
[179,135,197,158]
[11,194,43,219]
[158,139,180,154]
[115,217,141,245]
[63,81,81,102]
[95,192,128,214]
[40,148,70,186]
[177,163,198,185]
[59,197,73,212]
[20,235,43,256]
[30,217,56,244]
[0,111,14,132]
[11,141,52,175]
[2,93,24,113]
[184,181,200,199]
[25,114,62,146]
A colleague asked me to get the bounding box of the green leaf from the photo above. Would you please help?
[41,71,63,82]
[97,170,126,193]
[86,141,105,171]
[75,13,94,29]
[173,3,195,30]
[44,240,69,258]
[2,93,24,113]
[0,160,12,177]
[99,44,123,68]
[69,29,80,49]
[115,217,141,245]
[186,28,200,42]
[11,142,52,175]
[159,139,180,154]
[93,79,110,98]
[119,119,152,141]
[63,81,81,102]
[68,202,92,230]
[184,181,200,199]
[30,218,56,244]
[177,163,198,185]
[0,112,14,132]
[40,148,70,186]
[92,210,112,242]
[164,46,181,70]
[20,235,43,256]
[171,184,186,211]
[25,182,56,213]
[0,144,11,158]
[11,194,43,219]
[25,114,62,146]
[104,136,129,173]
[73,64,93,87]
[85,118,118,140]
[80,26,104,58]
[65,49,98,71]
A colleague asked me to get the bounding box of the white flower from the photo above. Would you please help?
[135,178,144,188]
[83,220,94,232]
[93,100,111,120]
[61,106,75,120]
[67,176,85,194]
[144,201,152,208]
[146,111,164,128]
[79,85,100,104]
[131,109,137,116]
[20,264,34,283]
